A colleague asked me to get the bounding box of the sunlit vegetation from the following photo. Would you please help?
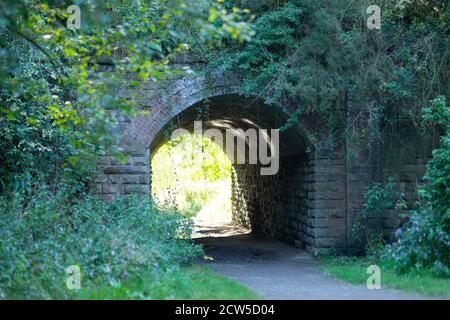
[0,0,251,299]
[0,0,448,300]
[0,193,202,299]
[324,96,450,294]
[78,266,259,300]
[152,134,232,222]
[319,256,450,298]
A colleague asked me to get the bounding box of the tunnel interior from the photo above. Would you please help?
[150,94,316,249]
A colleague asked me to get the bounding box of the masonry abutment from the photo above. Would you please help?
[96,72,433,254]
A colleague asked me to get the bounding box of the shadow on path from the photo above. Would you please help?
[194,223,426,300]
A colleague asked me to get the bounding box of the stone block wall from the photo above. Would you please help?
[231,150,348,255]
[310,155,348,254]
[93,70,438,255]
[378,128,438,241]
[231,162,286,237]
[96,152,150,201]
[277,155,311,249]
[344,106,437,252]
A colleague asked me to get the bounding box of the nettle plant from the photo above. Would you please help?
[352,177,406,257]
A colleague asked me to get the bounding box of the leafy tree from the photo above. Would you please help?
[0,1,251,299]
[152,133,232,217]
[204,0,448,144]
[0,0,252,192]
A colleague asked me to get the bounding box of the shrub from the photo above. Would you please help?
[383,96,450,276]
[352,177,406,257]
[383,206,449,276]
[180,189,211,218]
[0,188,201,299]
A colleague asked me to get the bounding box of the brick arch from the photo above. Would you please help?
[99,71,351,254]
[120,72,320,156]
[124,72,241,153]
[149,94,314,159]
[97,69,436,255]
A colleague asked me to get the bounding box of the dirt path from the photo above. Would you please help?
[194,223,427,300]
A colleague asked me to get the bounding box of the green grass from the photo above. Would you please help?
[319,256,450,298]
[76,265,260,300]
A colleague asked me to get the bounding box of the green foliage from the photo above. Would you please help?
[352,177,406,257]
[319,256,450,298]
[0,0,252,193]
[384,207,449,277]
[422,96,450,224]
[78,265,259,300]
[205,0,448,144]
[384,96,450,276]
[209,0,357,119]
[0,190,201,299]
[152,133,232,219]
[181,189,210,218]
[0,3,251,298]
[164,134,231,183]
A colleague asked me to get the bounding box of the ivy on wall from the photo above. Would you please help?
[201,0,449,150]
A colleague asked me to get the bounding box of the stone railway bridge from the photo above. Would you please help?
[97,69,435,255]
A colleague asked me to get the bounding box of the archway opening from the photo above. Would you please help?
[149,94,315,249]
[151,133,251,237]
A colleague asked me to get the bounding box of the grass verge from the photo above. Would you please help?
[319,256,450,298]
[77,265,260,300]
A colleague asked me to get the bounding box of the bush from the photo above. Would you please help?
[352,177,406,257]
[0,188,201,299]
[180,189,211,218]
[383,96,450,276]
[383,207,449,276]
